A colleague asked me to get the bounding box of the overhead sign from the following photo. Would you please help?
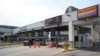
[45,15,62,26]
[78,5,98,20]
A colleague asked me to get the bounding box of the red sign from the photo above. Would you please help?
[78,5,98,20]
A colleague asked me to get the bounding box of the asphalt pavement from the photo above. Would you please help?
[0,46,61,56]
[53,46,100,56]
[0,45,100,56]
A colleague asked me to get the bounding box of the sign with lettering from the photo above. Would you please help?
[78,5,98,20]
[45,15,62,26]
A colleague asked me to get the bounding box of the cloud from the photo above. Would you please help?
[0,0,64,26]
[1,0,99,26]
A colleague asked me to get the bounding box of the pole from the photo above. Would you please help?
[25,30,28,39]
[6,25,10,45]
[77,26,81,48]
[67,14,74,49]
[56,24,59,48]
[69,21,74,49]
[7,36,10,43]
[79,35,81,48]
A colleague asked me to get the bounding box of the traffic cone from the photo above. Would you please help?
[56,42,59,48]
[37,42,40,48]
[93,42,96,48]
[33,41,36,48]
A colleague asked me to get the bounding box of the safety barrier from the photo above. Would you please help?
[46,41,53,48]
[33,41,40,48]
[61,43,69,52]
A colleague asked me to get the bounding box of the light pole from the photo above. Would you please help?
[56,22,60,48]
[25,29,28,40]
[5,32,11,47]
[7,33,10,43]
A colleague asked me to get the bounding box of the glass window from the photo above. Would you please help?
[38,31,43,37]
[74,36,79,41]
[0,32,4,35]
[31,32,35,37]
[51,31,55,37]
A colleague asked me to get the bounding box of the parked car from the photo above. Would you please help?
[23,39,34,46]
[23,39,29,46]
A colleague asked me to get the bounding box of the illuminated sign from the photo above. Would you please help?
[78,5,98,20]
[45,15,62,26]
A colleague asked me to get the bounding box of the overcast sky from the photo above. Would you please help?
[0,0,100,27]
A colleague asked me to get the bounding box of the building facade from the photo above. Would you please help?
[13,4,100,48]
[0,25,18,42]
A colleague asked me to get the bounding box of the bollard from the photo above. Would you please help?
[49,41,53,48]
[46,41,52,48]
[34,41,40,48]
[61,43,69,52]
[48,41,52,48]
[36,42,40,48]
[29,44,31,48]
[33,41,36,48]
[93,42,95,48]
[46,41,50,48]
[56,41,59,48]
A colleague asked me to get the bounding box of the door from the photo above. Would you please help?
[75,34,87,48]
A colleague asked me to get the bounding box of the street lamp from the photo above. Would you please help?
[25,29,28,40]
[6,32,10,43]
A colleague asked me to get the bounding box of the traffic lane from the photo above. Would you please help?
[53,50,100,56]
[15,47,61,56]
[5,46,46,56]
[0,46,61,56]
[0,46,30,56]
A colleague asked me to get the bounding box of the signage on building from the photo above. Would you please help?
[45,15,62,26]
[78,5,98,20]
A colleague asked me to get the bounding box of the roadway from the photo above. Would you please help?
[53,46,100,56]
[0,46,61,56]
[0,45,100,56]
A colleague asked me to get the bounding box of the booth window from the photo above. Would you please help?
[38,31,43,37]
[31,32,35,37]
[51,31,55,37]
[75,36,79,41]
[0,32,4,35]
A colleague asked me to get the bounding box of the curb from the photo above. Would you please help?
[0,44,23,49]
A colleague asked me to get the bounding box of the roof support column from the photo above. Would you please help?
[68,21,74,49]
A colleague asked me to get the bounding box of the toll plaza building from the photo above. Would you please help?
[13,4,100,48]
[0,25,18,42]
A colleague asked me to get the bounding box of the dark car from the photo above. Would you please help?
[23,39,34,46]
